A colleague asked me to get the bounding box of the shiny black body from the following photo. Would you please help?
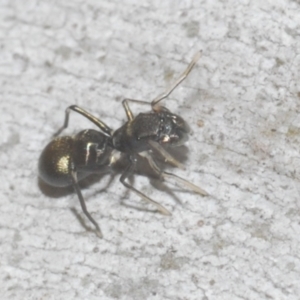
[112,108,190,153]
[38,51,207,238]
[39,122,114,237]
[39,129,113,187]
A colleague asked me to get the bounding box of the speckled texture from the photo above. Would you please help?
[0,0,300,299]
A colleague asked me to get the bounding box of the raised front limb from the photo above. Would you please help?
[152,51,202,110]
[122,98,152,121]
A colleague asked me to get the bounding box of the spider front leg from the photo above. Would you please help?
[151,51,202,110]
[142,152,208,196]
[122,98,152,121]
[120,155,171,216]
[148,140,186,170]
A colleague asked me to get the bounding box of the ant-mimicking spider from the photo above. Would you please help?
[38,51,208,238]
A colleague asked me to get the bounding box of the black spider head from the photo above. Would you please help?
[158,109,190,147]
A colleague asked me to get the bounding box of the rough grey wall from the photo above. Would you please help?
[0,0,300,299]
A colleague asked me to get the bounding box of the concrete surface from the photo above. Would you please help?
[0,0,300,299]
